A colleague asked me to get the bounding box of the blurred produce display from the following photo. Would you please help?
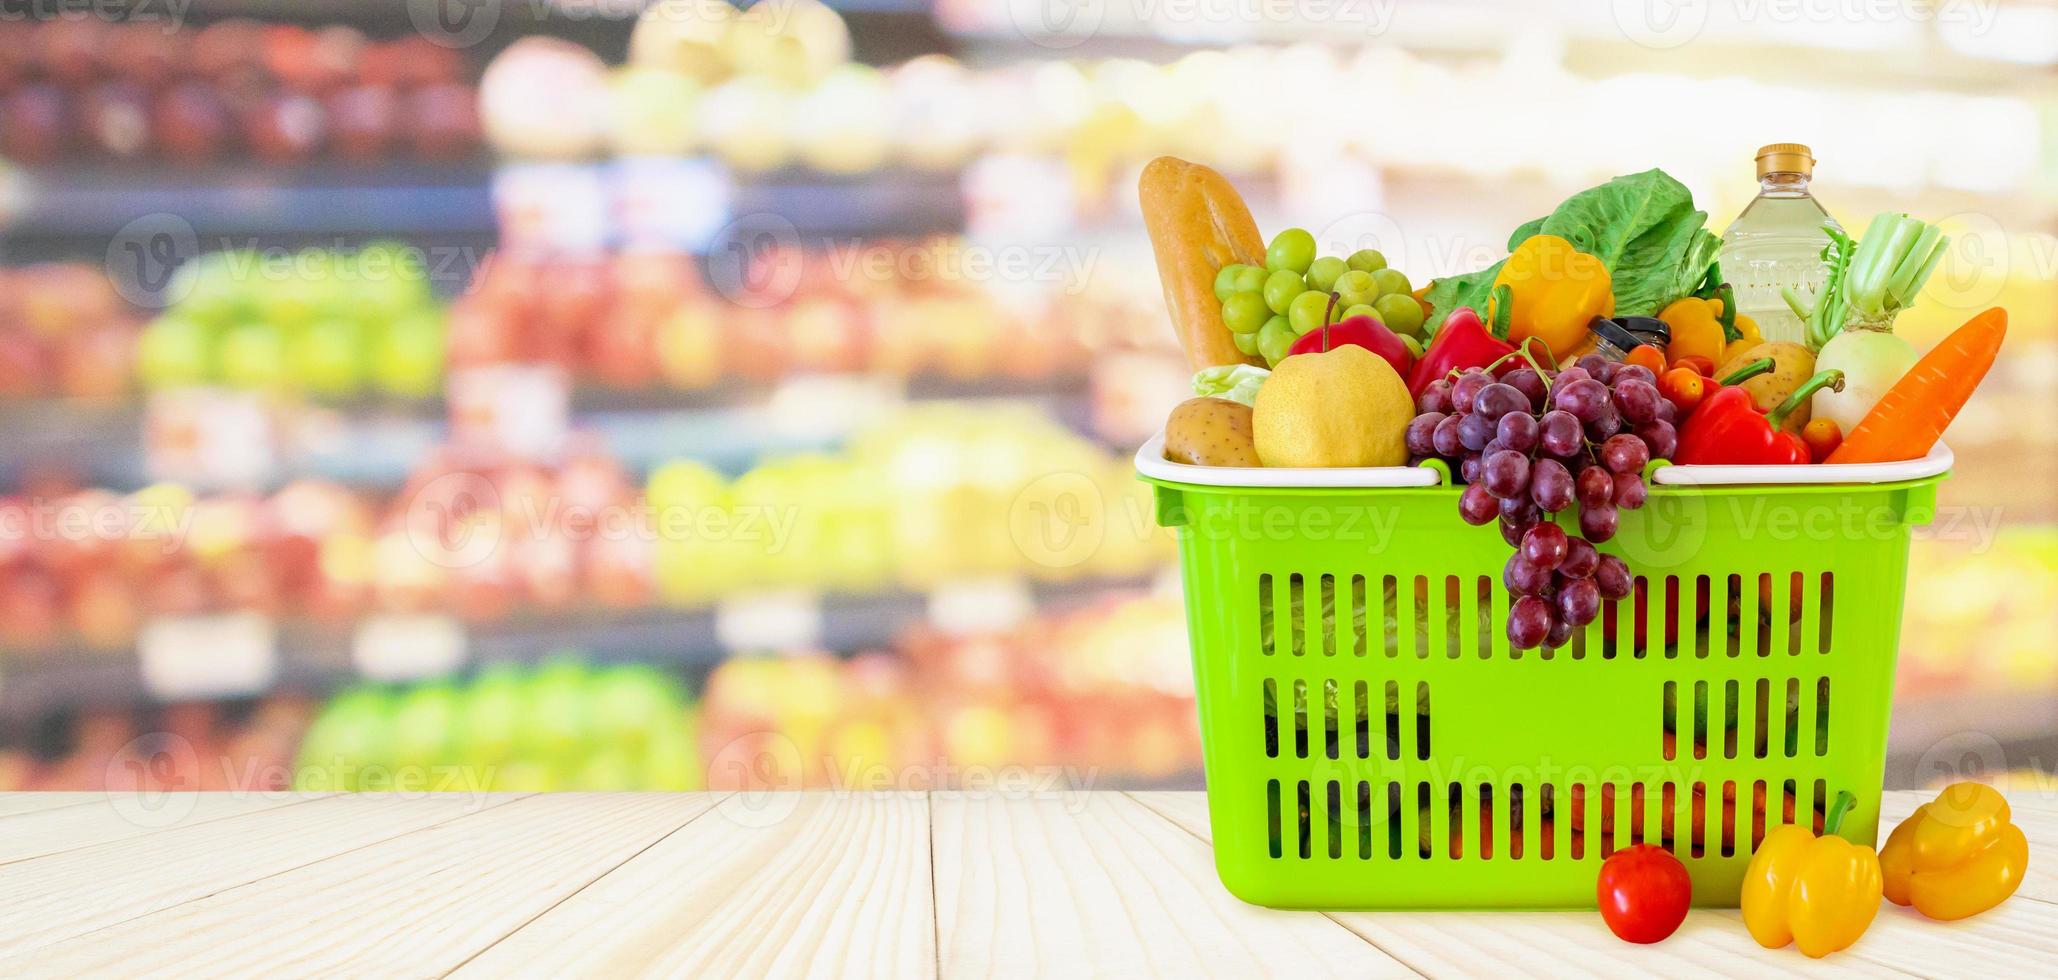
[294,660,702,792]
[651,405,1167,600]
[140,243,447,400]
[1899,528,2058,699]
[0,478,378,654]
[0,18,480,165]
[702,594,1198,789]
[0,697,312,792]
[0,404,1163,655]
[0,448,641,655]
[449,241,1141,389]
[0,592,1196,791]
[474,1,2042,205]
[0,263,140,400]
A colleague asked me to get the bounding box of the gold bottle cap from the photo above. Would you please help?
[1756,143,1815,178]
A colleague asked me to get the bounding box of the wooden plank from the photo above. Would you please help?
[0,793,514,959]
[1344,910,1901,978]
[0,793,719,976]
[1126,790,1211,838]
[1130,791,1900,978]
[0,789,318,867]
[934,791,1411,978]
[454,792,930,978]
[1715,900,2058,976]
[0,793,102,819]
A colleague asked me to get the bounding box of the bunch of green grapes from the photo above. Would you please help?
[1214,229,1427,368]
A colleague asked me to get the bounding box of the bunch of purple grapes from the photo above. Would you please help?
[1404,353,1681,650]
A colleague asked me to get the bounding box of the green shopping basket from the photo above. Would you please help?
[1137,437,1949,909]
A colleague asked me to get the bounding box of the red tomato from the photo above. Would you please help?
[1657,367,1706,414]
[1596,844,1692,943]
[1674,354,1716,378]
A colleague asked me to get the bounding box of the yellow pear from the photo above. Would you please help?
[1252,344,1412,467]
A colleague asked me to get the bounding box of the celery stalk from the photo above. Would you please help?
[1851,214,1919,318]
[1885,223,1943,305]
[1823,212,1948,337]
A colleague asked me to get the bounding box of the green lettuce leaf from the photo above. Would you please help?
[1192,364,1269,406]
[1535,168,1721,317]
[1422,170,1721,332]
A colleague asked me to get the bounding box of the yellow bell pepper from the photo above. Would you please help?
[1491,234,1613,359]
[1879,782,2029,921]
[1722,310,1762,363]
[1741,792,1882,958]
[1662,296,1734,366]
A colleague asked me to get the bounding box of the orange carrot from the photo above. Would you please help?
[1825,307,2005,464]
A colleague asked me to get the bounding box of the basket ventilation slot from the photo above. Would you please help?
[1642,571,1837,659]
[1661,676,1833,761]
[1260,777,1834,863]
[1266,678,1430,761]
[1253,569,1837,662]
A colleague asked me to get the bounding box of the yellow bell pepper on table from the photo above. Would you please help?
[1490,234,1613,359]
[1879,782,2029,921]
[1741,791,1882,959]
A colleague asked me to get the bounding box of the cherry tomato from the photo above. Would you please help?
[1624,344,1667,375]
[1674,354,1717,377]
[1597,843,1692,944]
[1803,417,1843,463]
[1658,367,1706,414]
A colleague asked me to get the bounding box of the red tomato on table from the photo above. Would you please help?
[1597,843,1692,943]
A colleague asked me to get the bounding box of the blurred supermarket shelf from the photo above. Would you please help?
[0,372,1102,490]
[950,0,2058,82]
[0,163,500,256]
[2,161,967,261]
[0,571,1163,725]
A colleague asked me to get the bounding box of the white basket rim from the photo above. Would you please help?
[1135,433,1951,488]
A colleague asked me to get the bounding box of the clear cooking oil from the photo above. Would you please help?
[1717,143,1841,345]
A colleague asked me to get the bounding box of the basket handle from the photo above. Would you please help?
[1897,481,1938,527]
[1154,485,1189,527]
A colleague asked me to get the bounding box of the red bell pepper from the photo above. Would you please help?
[1407,290,1517,396]
[1675,369,1845,465]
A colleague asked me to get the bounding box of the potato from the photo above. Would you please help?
[1163,397,1260,467]
[1716,341,1815,434]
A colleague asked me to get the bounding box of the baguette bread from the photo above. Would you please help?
[1139,156,1266,371]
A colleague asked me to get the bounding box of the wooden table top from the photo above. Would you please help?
[0,789,2048,976]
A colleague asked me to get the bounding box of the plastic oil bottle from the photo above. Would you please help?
[1717,143,1840,345]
